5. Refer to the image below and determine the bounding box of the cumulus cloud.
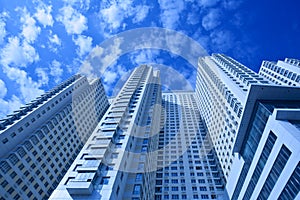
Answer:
[0,36,39,67]
[202,9,221,31]
[2,65,44,103]
[155,65,194,91]
[49,33,61,45]
[102,65,129,95]
[17,8,41,43]
[50,60,64,83]
[0,79,7,98]
[0,17,6,44]
[210,29,233,51]
[62,0,91,11]
[157,0,185,29]
[48,31,62,53]
[198,0,220,8]
[100,1,133,31]
[130,49,161,66]
[0,95,23,118]
[57,5,88,35]
[35,68,49,85]
[34,4,54,27]
[99,1,151,33]
[72,35,93,57]
[103,70,118,85]
[132,5,150,23]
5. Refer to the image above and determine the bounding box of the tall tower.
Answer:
[195,54,272,178]
[154,91,227,200]
[50,65,162,199]
[0,75,109,199]
[195,54,300,199]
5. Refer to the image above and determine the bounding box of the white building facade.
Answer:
[0,75,109,199]
[259,58,300,86]
[195,54,300,199]
[154,92,228,200]
[50,65,162,199]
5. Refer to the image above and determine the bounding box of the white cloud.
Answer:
[0,79,7,98]
[2,65,44,103]
[100,1,131,31]
[0,95,23,118]
[223,0,241,10]
[72,35,93,57]
[79,60,95,78]
[0,12,8,44]
[0,36,39,67]
[202,9,221,31]
[0,18,6,44]
[198,0,220,8]
[34,4,54,27]
[157,0,185,29]
[99,1,150,33]
[48,31,62,53]
[50,60,64,83]
[35,68,49,85]
[156,65,194,91]
[102,64,129,95]
[62,0,91,11]
[57,5,88,35]
[103,70,117,85]
[130,49,161,66]
[49,34,61,45]
[132,5,150,23]
[210,29,233,51]
[18,8,41,43]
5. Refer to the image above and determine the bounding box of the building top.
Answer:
[0,74,81,132]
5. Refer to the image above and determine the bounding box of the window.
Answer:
[133,184,141,195]
[279,162,300,200]
[135,173,143,181]
[100,177,110,185]
[257,145,291,199]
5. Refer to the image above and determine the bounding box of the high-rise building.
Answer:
[50,65,162,199]
[259,58,300,86]
[0,75,109,199]
[154,92,227,200]
[195,54,300,199]
[195,54,272,178]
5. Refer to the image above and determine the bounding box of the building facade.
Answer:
[50,65,162,199]
[195,54,300,199]
[51,66,229,200]
[0,75,109,199]
[195,54,272,178]
[259,58,300,86]
[154,92,227,200]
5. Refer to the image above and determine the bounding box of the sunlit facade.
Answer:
[195,54,300,199]
[0,75,109,199]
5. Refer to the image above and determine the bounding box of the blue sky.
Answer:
[0,0,299,118]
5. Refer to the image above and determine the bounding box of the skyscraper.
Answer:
[195,54,300,199]
[195,54,272,179]
[51,65,162,199]
[0,75,109,199]
[154,91,227,200]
